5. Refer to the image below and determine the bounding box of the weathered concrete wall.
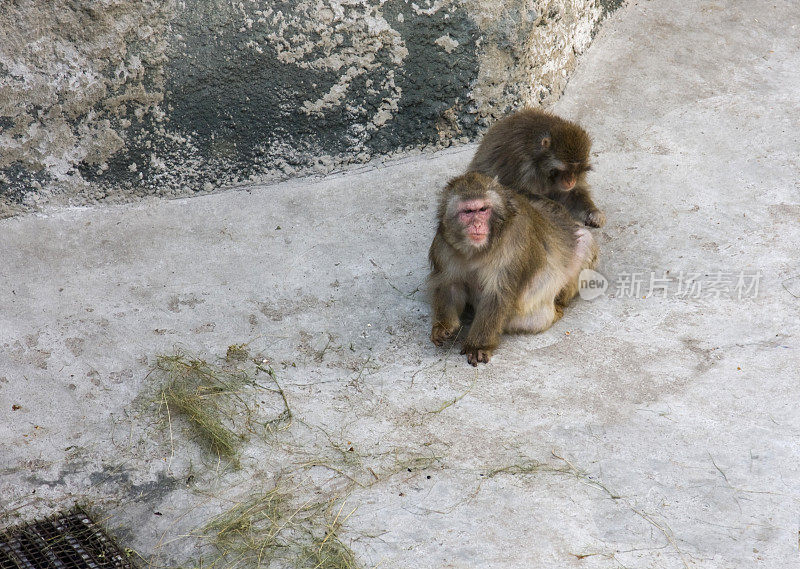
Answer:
[0,0,619,214]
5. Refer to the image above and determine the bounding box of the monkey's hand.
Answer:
[460,345,493,366]
[585,209,606,228]
[431,323,459,346]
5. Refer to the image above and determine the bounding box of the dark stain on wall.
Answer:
[368,1,481,153]
[70,2,480,198]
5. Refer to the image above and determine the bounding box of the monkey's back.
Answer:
[509,194,594,323]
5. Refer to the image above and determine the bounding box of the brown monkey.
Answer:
[468,108,605,227]
[428,172,598,366]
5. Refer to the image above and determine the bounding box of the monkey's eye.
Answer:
[479,206,489,212]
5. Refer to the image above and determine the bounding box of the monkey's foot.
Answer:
[585,209,606,228]
[461,346,492,366]
[431,324,458,346]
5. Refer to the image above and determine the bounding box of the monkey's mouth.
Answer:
[467,232,488,244]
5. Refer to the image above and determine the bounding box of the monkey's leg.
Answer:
[430,283,467,346]
[560,184,606,228]
[461,292,511,366]
[506,300,561,334]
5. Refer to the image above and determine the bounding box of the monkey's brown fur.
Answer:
[428,172,598,366]
[468,108,605,227]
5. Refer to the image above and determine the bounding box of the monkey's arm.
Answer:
[560,183,606,228]
[461,285,515,366]
[428,238,467,346]
[430,277,467,346]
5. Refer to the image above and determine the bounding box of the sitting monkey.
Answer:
[428,173,597,365]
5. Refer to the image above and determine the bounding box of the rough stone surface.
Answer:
[2,1,800,568]
[0,0,609,214]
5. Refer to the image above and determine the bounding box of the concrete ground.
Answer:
[2,1,799,568]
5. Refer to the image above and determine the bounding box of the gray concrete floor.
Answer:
[2,1,799,568]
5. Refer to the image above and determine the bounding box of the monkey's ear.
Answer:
[540,134,551,149]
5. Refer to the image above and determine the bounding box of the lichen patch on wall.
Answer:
[0,0,172,206]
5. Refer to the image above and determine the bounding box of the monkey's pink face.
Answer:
[457,199,492,246]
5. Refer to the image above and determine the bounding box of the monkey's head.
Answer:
[439,173,512,255]
[539,122,592,192]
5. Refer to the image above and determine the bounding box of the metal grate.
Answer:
[0,508,136,569]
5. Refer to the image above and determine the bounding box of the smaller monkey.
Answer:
[468,108,605,228]
[428,173,597,366]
